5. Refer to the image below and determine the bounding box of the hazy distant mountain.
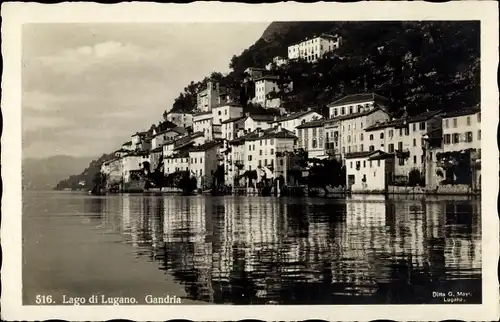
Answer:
[22,155,96,191]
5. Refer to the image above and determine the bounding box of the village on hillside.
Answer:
[98,32,481,196]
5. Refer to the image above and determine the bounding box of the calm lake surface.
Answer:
[23,191,482,305]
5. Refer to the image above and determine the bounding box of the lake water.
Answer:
[23,191,482,305]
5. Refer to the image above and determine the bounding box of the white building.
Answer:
[163,132,205,158]
[121,153,150,183]
[221,116,246,142]
[164,111,194,129]
[265,56,289,70]
[164,150,190,174]
[345,150,394,193]
[287,34,342,62]
[364,110,443,177]
[270,109,323,136]
[253,75,283,108]
[211,103,244,126]
[244,127,297,173]
[336,106,391,156]
[196,80,227,112]
[296,119,327,159]
[441,107,481,153]
[189,141,223,189]
[243,113,274,133]
[193,111,213,139]
[328,93,391,119]
[151,127,186,150]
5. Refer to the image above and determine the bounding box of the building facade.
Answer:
[287,34,342,62]
[165,111,194,128]
[441,107,481,153]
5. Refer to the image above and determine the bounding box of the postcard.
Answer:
[1,1,499,321]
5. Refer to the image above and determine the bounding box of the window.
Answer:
[350,161,353,169]
[360,133,364,141]
[363,161,366,168]
[399,128,403,136]
[361,122,364,129]
[347,135,351,143]
[248,155,252,161]
[341,107,345,115]
[342,147,346,154]
[466,131,473,142]
[225,109,228,115]
[466,116,471,126]
[413,138,417,147]
[413,155,417,164]
[453,133,460,144]
[388,144,394,153]
[404,127,409,136]
[380,133,384,139]
[349,107,353,114]
[260,140,263,146]
[334,108,338,116]
[412,123,417,132]
[370,160,373,168]
[218,110,222,115]
[377,160,381,167]
[259,150,263,156]
[259,160,262,167]
[453,118,457,128]
[399,158,405,166]
[389,130,393,138]
[270,149,274,155]
[445,119,449,128]
[369,145,374,152]
[348,125,351,131]
[200,157,203,163]
[398,142,403,150]
[420,122,426,130]
[369,134,374,140]
[478,130,481,140]
[478,112,481,123]
[280,159,284,166]
[360,144,364,151]
[444,134,451,144]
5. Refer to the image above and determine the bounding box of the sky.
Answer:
[22,23,269,159]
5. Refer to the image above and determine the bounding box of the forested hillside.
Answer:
[170,21,479,117]
[54,153,114,190]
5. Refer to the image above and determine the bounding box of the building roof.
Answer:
[296,119,326,129]
[220,116,246,124]
[150,147,163,153]
[272,110,318,123]
[190,140,222,152]
[131,131,147,138]
[166,149,190,159]
[441,106,480,118]
[122,141,132,146]
[213,102,243,109]
[247,114,275,122]
[344,150,393,160]
[364,110,442,132]
[193,111,213,117]
[327,93,390,108]
[253,75,281,82]
[246,128,297,142]
[152,126,187,138]
[332,107,389,122]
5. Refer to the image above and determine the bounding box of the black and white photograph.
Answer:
[2,2,499,321]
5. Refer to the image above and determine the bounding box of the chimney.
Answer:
[245,112,250,117]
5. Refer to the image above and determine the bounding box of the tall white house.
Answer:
[197,80,227,112]
[328,93,391,119]
[441,107,481,153]
[287,34,343,62]
[253,75,283,108]
[269,109,323,136]
[165,111,194,129]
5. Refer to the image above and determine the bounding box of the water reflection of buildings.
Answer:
[84,194,482,304]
